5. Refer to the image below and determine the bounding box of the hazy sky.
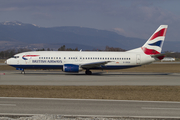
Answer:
[0,0,180,41]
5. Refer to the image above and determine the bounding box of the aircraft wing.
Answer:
[81,61,111,69]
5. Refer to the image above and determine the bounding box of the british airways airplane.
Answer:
[5,25,168,75]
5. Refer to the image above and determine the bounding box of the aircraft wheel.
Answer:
[21,71,25,74]
[85,70,92,75]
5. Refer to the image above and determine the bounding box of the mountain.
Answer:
[0,21,179,51]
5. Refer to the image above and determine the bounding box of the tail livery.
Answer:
[141,25,168,55]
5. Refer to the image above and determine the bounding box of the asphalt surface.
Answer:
[0,97,180,118]
[0,69,180,118]
[0,70,180,86]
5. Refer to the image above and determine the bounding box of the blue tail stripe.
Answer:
[148,40,162,47]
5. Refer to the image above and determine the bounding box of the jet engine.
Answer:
[63,64,82,72]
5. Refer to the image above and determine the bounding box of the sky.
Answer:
[0,0,180,41]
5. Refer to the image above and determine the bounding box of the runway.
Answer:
[0,97,180,118]
[1,70,180,118]
[0,70,180,86]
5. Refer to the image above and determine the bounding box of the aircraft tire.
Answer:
[21,71,25,74]
[85,70,92,75]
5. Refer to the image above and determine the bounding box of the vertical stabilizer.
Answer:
[141,25,168,55]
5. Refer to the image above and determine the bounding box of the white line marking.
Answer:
[142,107,180,110]
[0,97,180,104]
[0,104,16,106]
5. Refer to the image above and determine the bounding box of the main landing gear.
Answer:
[21,70,25,74]
[85,69,92,75]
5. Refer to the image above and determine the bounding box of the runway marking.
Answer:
[0,104,16,106]
[142,107,180,110]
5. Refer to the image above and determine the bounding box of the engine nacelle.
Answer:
[63,64,81,72]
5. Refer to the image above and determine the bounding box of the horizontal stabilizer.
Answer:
[151,52,174,60]
[151,52,174,58]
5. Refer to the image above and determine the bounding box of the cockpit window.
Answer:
[12,56,19,59]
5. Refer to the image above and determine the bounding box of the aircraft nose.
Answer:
[4,60,8,64]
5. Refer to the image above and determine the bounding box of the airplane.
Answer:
[5,25,168,75]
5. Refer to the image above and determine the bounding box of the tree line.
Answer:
[1,45,179,59]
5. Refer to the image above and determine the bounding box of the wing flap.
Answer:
[81,61,111,69]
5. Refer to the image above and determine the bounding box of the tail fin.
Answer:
[141,25,168,55]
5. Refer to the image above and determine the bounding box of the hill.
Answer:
[0,21,178,51]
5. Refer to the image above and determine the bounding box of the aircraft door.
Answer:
[136,54,141,65]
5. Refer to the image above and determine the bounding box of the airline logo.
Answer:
[142,26,167,55]
[148,40,162,47]
[22,55,39,60]
[149,28,167,41]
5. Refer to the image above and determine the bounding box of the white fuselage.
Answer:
[6,51,155,71]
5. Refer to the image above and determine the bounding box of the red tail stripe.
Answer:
[141,47,160,55]
[150,28,166,41]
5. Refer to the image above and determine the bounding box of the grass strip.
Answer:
[0,85,180,101]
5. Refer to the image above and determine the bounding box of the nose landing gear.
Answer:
[16,68,25,74]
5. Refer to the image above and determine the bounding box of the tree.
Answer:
[58,45,66,51]
[105,46,126,51]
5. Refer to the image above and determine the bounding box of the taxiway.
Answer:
[0,71,180,86]
[0,97,180,118]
